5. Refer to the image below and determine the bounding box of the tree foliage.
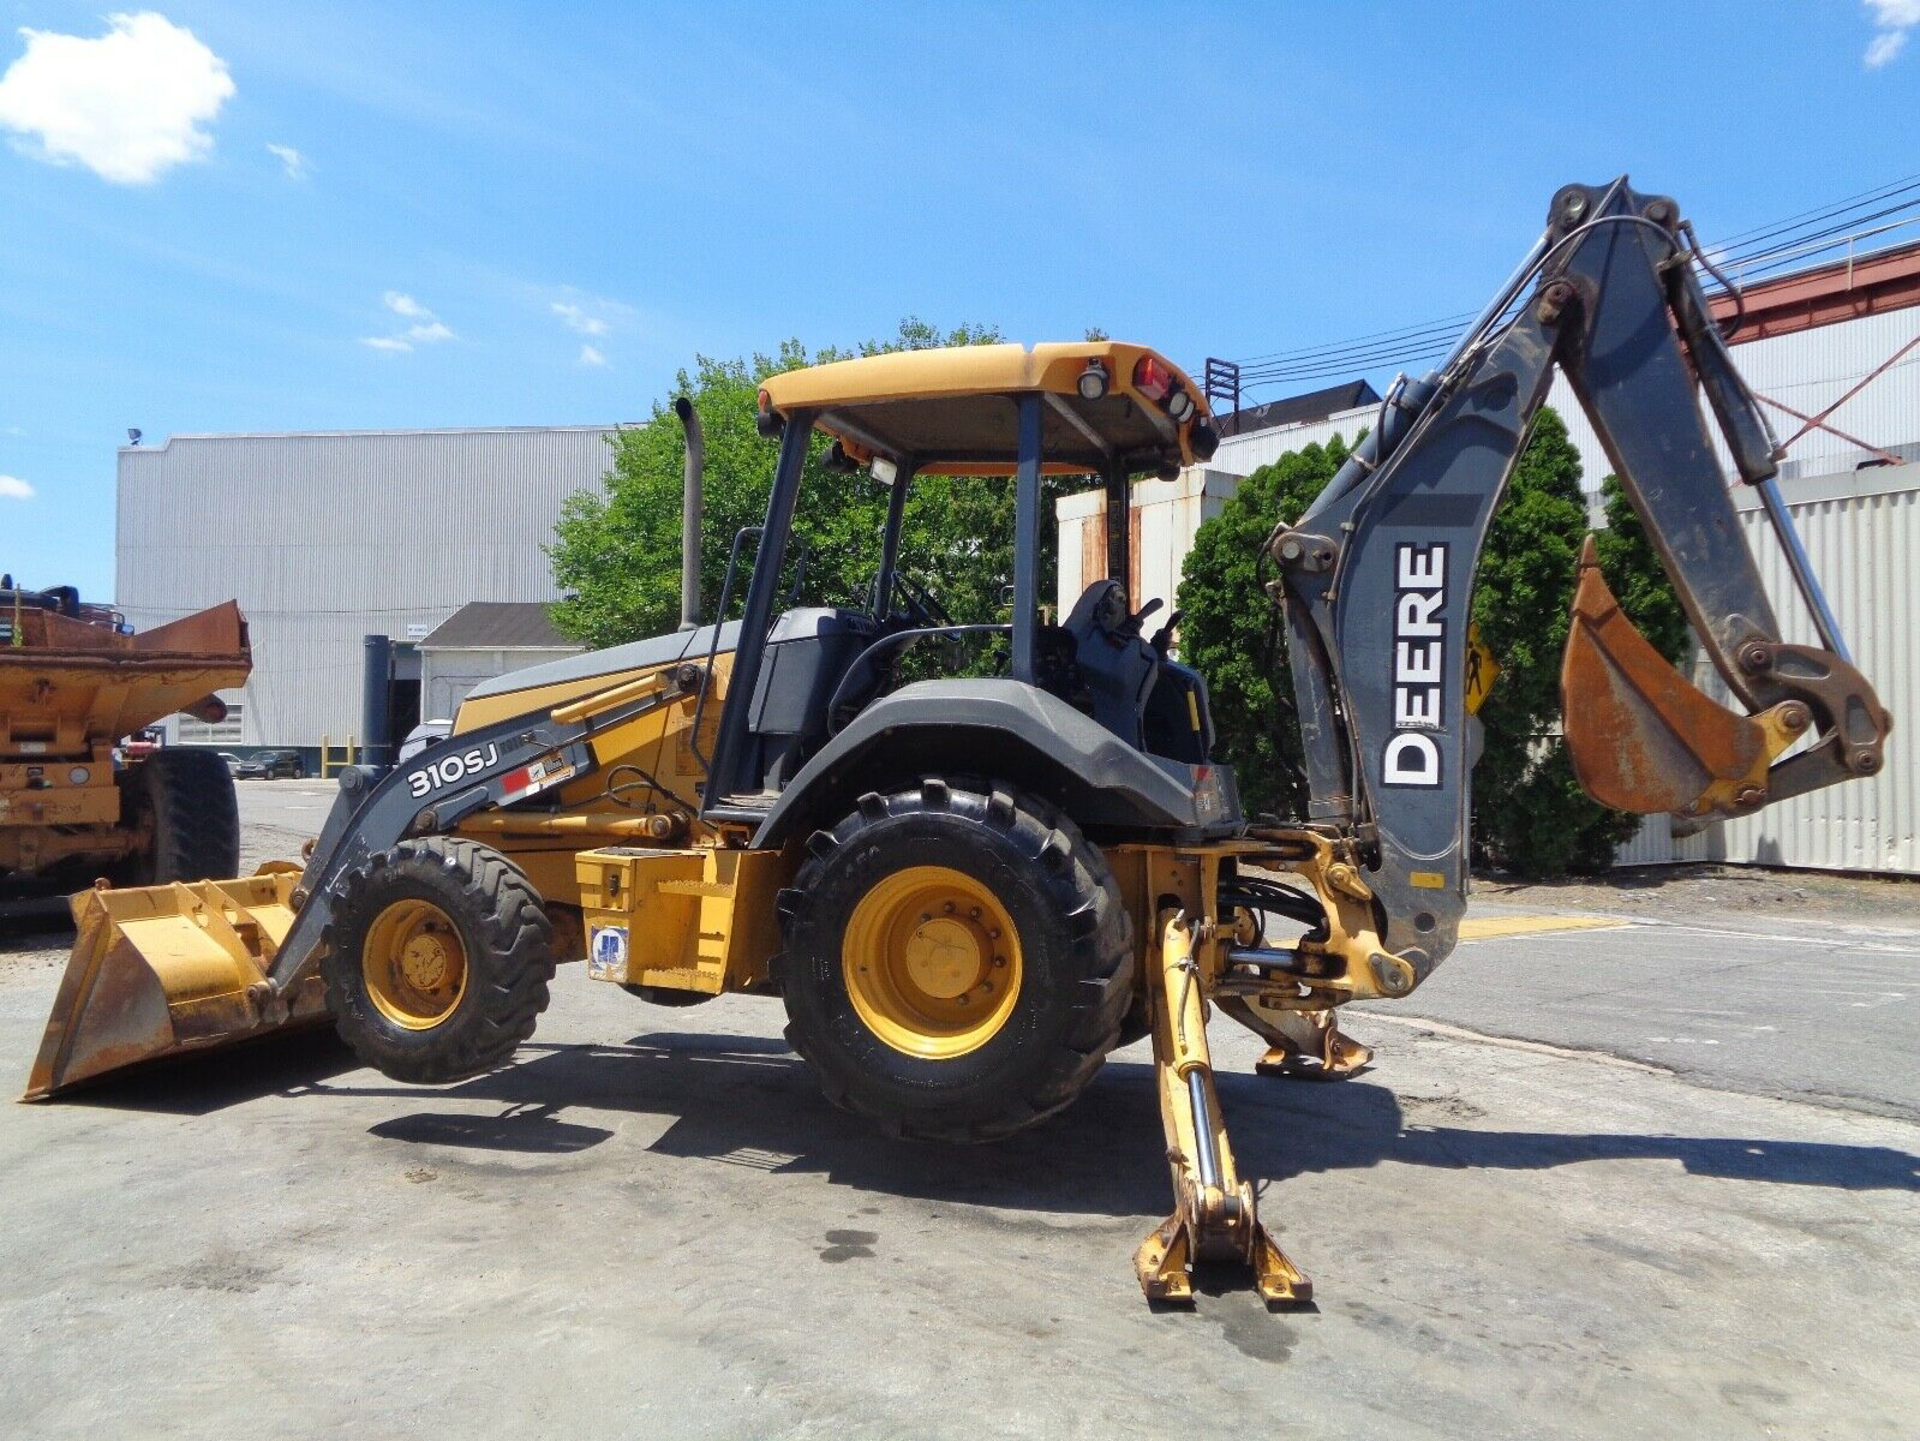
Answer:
[549,318,1067,651]
[1175,435,1352,821]
[1176,406,1689,878]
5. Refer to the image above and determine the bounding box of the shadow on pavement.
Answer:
[42,1025,360,1115]
[44,1026,1918,1205]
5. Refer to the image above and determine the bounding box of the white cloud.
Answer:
[1866,29,1908,65]
[578,344,607,367]
[361,293,455,353]
[1864,0,1920,65]
[552,301,611,337]
[0,475,34,500]
[266,142,305,179]
[0,12,234,185]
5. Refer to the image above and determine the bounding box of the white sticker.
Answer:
[588,924,629,981]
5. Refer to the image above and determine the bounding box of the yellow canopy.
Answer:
[758,341,1212,476]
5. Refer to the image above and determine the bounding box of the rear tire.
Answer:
[776,779,1133,1142]
[323,838,557,1084]
[116,748,240,885]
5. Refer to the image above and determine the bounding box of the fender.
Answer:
[751,678,1237,848]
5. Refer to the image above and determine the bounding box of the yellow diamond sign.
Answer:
[1464,622,1500,715]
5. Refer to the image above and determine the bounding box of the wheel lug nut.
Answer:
[943,902,956,914]
[969,907,981,919]
[993,955,1006,968]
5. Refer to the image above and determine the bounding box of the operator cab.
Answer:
[707,342,1226,823]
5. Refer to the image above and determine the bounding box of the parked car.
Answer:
[235,749,304,779]
[217,752,244,775]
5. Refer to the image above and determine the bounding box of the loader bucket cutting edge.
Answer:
[23,871,329,1101]
[1560,534,1767,818]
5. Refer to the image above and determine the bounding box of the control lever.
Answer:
[1150,608,1184,657]
[1119,596,1164,638]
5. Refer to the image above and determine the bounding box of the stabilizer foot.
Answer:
[1249,1218,1312,1305]
[1254,1019,1373,1080]
[1135,1212,1194,1304]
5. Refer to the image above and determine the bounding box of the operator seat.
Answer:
[1061,580,1161,749]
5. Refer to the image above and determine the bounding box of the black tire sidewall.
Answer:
[782,785,1128,1137]
[118,748,240,885]
[323,840,554,1082]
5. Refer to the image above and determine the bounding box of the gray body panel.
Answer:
[465,621,742,701]
[751,678,1238,847]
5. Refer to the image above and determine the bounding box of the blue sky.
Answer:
[3,1,1916,599]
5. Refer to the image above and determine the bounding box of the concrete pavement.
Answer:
[1367,900,1920,1120]
[1,793,1915,1438]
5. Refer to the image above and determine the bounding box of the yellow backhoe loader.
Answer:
[25,178,1890,1306]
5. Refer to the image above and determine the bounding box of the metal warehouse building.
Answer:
[1059,239,1920,874]
[116,425,616,761]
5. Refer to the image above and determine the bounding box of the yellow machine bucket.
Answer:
[23,869,328,1100]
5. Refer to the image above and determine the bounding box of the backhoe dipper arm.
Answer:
[1268,177,1890,990]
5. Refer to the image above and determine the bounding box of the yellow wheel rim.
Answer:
[842,865,1023,1059]
[362,898,469,1030]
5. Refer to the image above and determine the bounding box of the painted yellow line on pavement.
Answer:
[1457,914,1628,940]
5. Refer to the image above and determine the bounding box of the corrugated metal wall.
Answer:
[1616,463,1918,874]
[1551,307,1920,490]
[117,427,617,747]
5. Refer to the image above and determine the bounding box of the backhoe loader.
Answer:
[26,177,1890,1306]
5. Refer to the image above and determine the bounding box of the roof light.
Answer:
[755,388,783,437]
[1132,355,1173,402]
[871,456,899,486]
[1077,360,1109,401]
[1167,389,1196,423]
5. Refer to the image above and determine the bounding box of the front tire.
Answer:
[777,779,1133,1142]
[323,838,557,1084]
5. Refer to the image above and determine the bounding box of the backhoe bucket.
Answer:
[23,870,329,1100]
[1560,535,1773,820]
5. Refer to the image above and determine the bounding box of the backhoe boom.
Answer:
[1269,176,1890,987]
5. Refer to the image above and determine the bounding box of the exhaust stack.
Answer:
[674,396,704,631]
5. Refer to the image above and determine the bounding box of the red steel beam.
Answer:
[1709,239,1920,343]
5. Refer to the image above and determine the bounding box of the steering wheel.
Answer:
[892,572,954,630]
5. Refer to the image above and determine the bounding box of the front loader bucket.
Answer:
[23,870,330,1101]
[1560,535,1776,821]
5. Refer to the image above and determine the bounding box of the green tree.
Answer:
[549,319,1052,650]
[1176,406,1687,877]
[1175,436,1352,820]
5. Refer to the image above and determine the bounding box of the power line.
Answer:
[1707,171,1920,258]
[1225,172,1920,399]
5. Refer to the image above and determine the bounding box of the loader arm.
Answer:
[26,659,708,1098]
[242,663,707,1021]
[1268,177,1890,989]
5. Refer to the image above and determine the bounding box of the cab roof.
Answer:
[757,341,1212,476]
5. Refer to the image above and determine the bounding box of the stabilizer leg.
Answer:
[1134,909,1311,1307]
